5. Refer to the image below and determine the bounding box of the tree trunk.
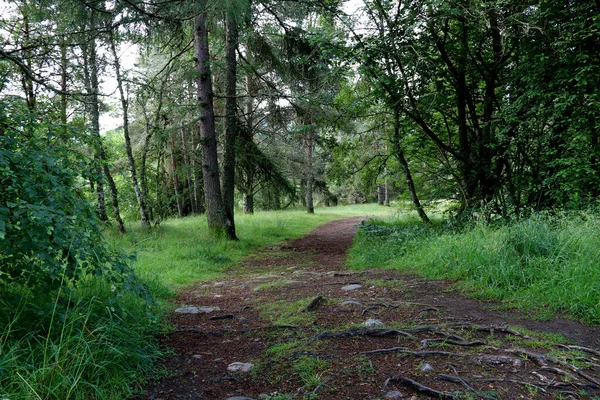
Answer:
[305,122,315,214]
[377,184,384,205]
[81,17,108,224]
[392,109,430,224]
[191,123,204,214]
[242,72,255,214]
[384,170,390,206]
[170,134,184,217]
[60,39,68,125]
[109,29,150,228]
[194,1,227,236]
[222,10,239,240]
[140,104,154,222]
[181,123,195,214]
[21,10,36,112]
[88,14,124,233]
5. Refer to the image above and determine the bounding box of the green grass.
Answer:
[349,211,600,325]
[0,280,164,400]
[106,204,392,289]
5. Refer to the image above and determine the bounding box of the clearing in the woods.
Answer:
[137,217,600,400]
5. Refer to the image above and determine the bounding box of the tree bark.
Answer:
[170,134,184,217]
[305,119,315,214]
[392,109,431,224]
[81,17,108,223]
[87,13,125,233]
[194,0,227,236]
[377,184,384,205]
[242,71,255,214]
[222,10,239,240]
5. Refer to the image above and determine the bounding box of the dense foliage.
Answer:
[0,98,148,300]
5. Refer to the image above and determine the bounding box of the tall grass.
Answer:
[106,204,392,289]
[0,280,164,399]
[349,212,600,324]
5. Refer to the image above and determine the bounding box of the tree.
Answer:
[194,0,227,237]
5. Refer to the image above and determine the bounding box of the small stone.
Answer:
[421,363,434,372]
[285,280,302,285]
[364,319,384,327]
[174,306,200,314]
[192,354,203,359]
[341,284,363,291]
[214,281,228,287]
[256,274,278,280]
[227,362,254,373]
[385,391,404,399]
[341,300,363,307]
[226,397,255,400]
[198,306,220,313]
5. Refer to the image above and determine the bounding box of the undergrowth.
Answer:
[0,279,165,399]
[349,211,600,325]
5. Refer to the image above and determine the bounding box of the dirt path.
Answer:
[138,217,600,400]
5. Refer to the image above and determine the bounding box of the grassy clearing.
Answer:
[349,211,600,325]
[106,204,392,290]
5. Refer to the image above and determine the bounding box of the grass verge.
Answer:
[0,280,164,399]
[348,211,600,325]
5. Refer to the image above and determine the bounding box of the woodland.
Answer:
[1,0,600,398]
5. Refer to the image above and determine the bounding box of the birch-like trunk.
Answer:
[109,30,150,227]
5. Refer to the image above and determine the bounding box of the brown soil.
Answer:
[136,217,600,400]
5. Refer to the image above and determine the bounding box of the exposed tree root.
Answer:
[306,328,418,345]
[361,347,469,357]
[301,295,324,312]
[557,344,600,357]
[421,338,487,348]
[436,374,496,400]
[388,376,460,400]
[476,377,547,393]
[505,348,600,387]
[169,325,298,336]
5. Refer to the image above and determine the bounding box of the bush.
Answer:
[0,98,162,399]
[0,98,149,301]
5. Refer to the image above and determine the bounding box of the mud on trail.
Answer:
[137,217,600,400]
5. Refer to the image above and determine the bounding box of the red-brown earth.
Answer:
[135,217,600,400]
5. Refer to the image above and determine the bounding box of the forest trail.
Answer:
[137,217,600,400]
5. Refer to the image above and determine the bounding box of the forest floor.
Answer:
[136,217,600,400]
